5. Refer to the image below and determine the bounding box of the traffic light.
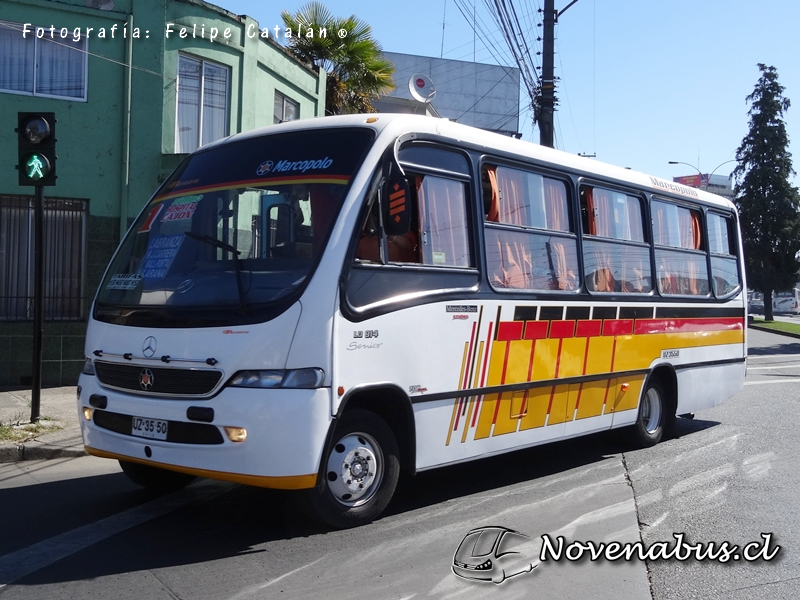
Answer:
[17,112,57,186]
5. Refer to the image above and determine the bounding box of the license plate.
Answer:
[131,416,168,440]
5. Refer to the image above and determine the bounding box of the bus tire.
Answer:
[119,460,196,492]
[628,378,666,448]
[301,410,400,529]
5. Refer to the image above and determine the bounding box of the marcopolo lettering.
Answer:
[649,177,699,198]
[273,157,333,173]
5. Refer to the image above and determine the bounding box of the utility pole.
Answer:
[539,0,556,148]
[539,0,580,148]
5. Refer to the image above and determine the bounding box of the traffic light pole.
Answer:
[30,186,44,423]
[16,112,56,423]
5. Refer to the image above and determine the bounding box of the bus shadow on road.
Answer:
[384,417,720,519]
[7,418,722,588]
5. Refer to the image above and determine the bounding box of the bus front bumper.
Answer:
[77,375,332,490]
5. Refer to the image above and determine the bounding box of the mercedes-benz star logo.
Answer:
[142,336,157,358]
[139,369,155,391]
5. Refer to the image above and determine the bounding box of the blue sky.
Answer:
[221,0,800,187]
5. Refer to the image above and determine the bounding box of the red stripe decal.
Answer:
[497,321,524,341]
[603,319,634,336]
[549,320,576,339]
[634,317,744,335]
[472,322,495,428]
[524,321,549,340]
[576,319,603,338]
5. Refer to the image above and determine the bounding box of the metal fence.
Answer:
[0,194,87,321]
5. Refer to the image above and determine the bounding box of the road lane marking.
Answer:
[226,557,325,600]
[747,364,800,370]
[0,479,233,587]
[744,379,800,386]
[748,353,800,360]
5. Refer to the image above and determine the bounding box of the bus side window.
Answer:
[581,185,650,294]
[355,197,382,263]
[416,174,470,267]
[652,200,709,296]
[484,164,577,291]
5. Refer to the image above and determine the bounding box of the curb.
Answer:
[0,431,87,463]
[0,443,87,463]
[748,323,800,341]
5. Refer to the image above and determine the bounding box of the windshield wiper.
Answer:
[184,231,249,312]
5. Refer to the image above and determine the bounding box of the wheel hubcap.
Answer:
[642,388,662,434]
[325,432,383,507]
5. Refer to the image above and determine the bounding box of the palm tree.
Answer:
[281,2,395,115]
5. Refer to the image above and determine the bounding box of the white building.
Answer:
[375,52,521,136]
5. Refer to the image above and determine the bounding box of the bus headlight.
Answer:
[82,357,95,375]
[228,368,324,389]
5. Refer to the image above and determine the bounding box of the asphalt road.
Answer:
[0,328,797,599]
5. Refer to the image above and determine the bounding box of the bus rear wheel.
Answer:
[301,410,400,529]
[119,460,196,492]
[628,378,666,448]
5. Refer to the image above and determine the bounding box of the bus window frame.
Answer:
[479,159,581,295]
[578,179,654,298]
[705,208,743,300]
[341,142,481,320]
[650,196,712,299]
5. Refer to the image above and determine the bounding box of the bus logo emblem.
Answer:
[142,336,157,358]
[257,160,273,175]
[139,369,155,391]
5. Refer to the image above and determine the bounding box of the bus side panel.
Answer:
[675,363,745,415]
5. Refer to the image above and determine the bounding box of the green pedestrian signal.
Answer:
[25,153,51,181]
[17,113,57,186]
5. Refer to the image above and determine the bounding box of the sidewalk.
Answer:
[0,386,85,462]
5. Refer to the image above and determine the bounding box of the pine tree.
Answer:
[733,64,800,321]
[281,3,395,116]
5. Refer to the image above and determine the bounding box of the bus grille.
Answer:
[94,361,223,397]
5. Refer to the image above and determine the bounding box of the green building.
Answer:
[0,0,326,387]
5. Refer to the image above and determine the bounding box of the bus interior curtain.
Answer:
[543,178,574,290]
[492,168,532,288]
[680,209,703,294]
[587,187,615,292]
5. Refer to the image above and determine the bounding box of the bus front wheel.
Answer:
[629,379,666,448]
[301,410,400,529]
[119,460,196,492]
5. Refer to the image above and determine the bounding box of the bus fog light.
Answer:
[83,407,93,421]
[224,426,247,442]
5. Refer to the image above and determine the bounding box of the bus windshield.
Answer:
[95,127,374,327]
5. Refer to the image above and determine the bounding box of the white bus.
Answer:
[78,115,747,528]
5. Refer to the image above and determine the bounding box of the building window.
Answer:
[0,20,87,100]
[175,54,229,153]
[274,91,299,124]
[0,196,87,321]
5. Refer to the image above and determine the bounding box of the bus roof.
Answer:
[214,113,737,212]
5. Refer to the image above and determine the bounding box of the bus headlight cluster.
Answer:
[82,357,95,375]
[228,368,324,389]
